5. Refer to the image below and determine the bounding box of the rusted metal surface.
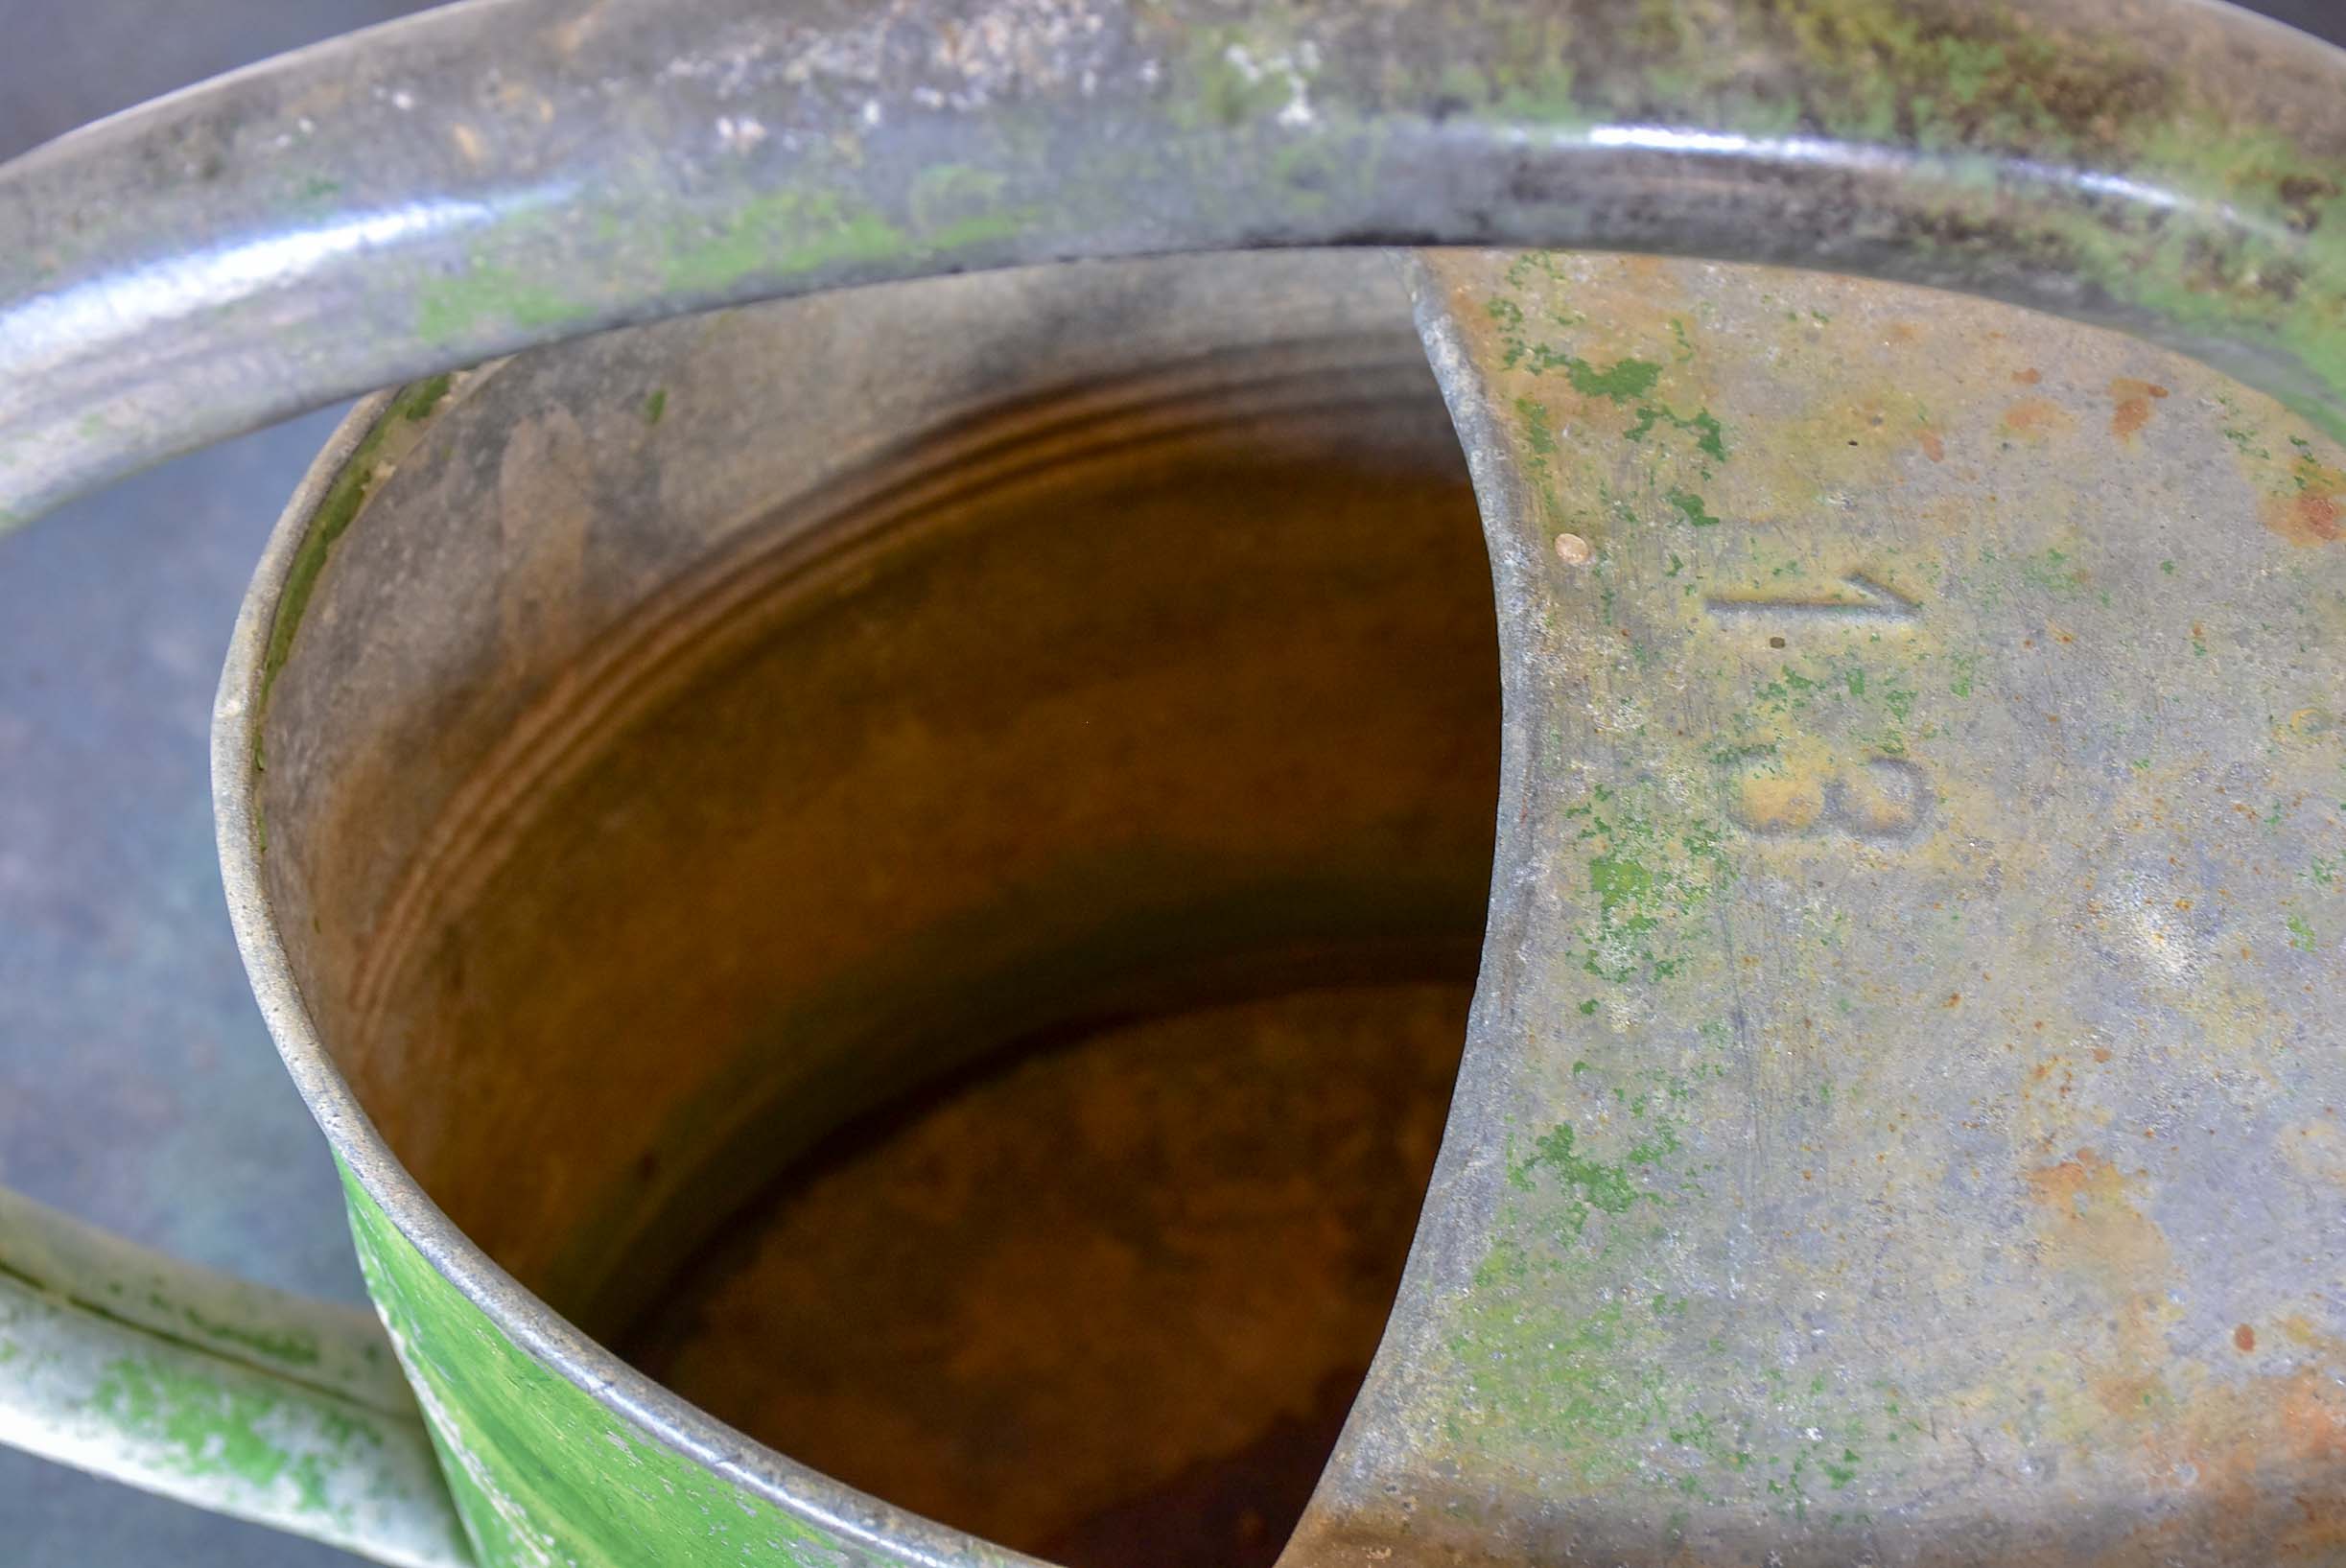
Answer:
[217,252,1498,1567]
[3,0,2345,527]
[1285,248,2346,1565]
[628,983,1474,1568]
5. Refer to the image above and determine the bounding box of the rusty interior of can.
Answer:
[249,255,1498,1566]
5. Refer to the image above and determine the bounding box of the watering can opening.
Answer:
[245,251,1502,1568]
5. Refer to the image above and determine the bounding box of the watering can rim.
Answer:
[210,379,1050,1568]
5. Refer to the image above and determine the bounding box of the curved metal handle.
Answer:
[0,1186,469,1565]
[1,0,2342,530]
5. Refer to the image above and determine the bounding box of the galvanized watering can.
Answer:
[4,0,2346,1564]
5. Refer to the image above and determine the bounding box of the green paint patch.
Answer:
[92,1356,293,1490]
[905,164,1035,248]
[1444,1047,1919,1518]
[1561,353,1663,404]
[662,189,908,297]
[1626,402,1729,463]
[1667,488,1723,527]
[1510,1122,1641,1238]
[1564,783,1734,984]
[416,264,593,346]
[2016,546,2090,599]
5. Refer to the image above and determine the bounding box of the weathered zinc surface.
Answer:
[1290,250,2346,1566]
[3,0,2343,525]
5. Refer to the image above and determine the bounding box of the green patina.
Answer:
[293,1451,335,1515]
[1732,645,1928,759]
[416,264,595,346]
[341,1169,857,1566]
[412,176,970,351]
[1562,353,1663,404]
[1509,395,1574,532]
[257,373,453,718]
[91,1356,293,1490]
[1508,1121,1640,1238]
[905,164,1036,247]
[1627,402,1728,463]
[1565,784,1733,984]
[2015,545,2091,599]
[662,189,907,297]
[1444,1049,1917,1521]
[1667,488,1722,527]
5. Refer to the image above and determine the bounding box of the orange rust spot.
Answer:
[2094,1369,2163,1417]
[2026,1148,2170,1280]
[1944,992,1961,1007]
[2271,489,2343,546]
[2003,396,2069,434]
[2093,1046,2113,1064]
[2109,377,2170,441]
[1886,321,1922,343]
[2013,367,2043,385]
[2238,1323,2259,1353]
[1917,430,1944,462]
[2264,452,2346,546]
[2122,1366,2346,1561]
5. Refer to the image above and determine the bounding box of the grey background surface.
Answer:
[0,0,2340,1563]
[0,5,435,1564]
